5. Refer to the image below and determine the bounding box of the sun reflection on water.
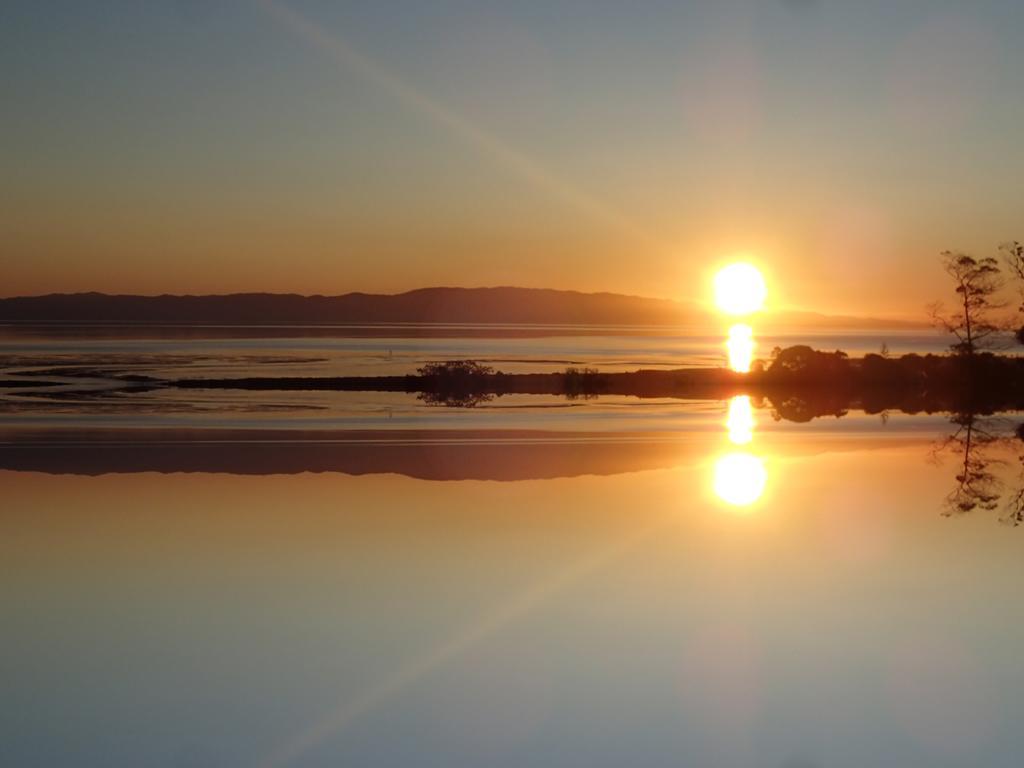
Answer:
[726,323,755,373]
[713,452,768,508]
[712,265,768,506]
[714,395,768,508]
[726,394,755,445]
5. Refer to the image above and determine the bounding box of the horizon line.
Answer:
[0,285,931,323]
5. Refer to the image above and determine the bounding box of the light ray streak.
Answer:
[255,514,669,768]
[258,0,665,255]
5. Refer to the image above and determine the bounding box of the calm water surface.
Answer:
[1,323,951,430]
[2,326,1022,767]
[1,323,947,377]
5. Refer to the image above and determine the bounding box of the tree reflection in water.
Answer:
[931,413,1024,525]
[417,390,495,408]
[720,397,1024,525]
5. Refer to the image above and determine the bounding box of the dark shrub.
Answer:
[767,346,852,380]
[417,360,494,378]
[563,366,602,399]
[416,360,496,408]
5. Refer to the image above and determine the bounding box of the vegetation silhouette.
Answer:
[173,346,1024,418]
[415,360,497,407]
[563,367,601,400]
[928,252,1005,355]
[69,238,1013,420]
[999,240,1024,344]
[417,391,495,407]
[927,411,1024,526]
[931,413,1005,516]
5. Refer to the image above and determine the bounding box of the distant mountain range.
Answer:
[0,287,927,329]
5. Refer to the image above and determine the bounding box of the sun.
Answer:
[713,452,767,507]
[714,262,767,316]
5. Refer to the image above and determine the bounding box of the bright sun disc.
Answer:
[713,452,767,507]
[714,263,767,316]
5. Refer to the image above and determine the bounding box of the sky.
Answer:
[2,0,1023,317]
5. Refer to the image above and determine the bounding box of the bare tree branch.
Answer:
[930,252,1008,355]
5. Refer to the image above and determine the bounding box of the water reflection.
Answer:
[726,394,755,445]
[8,440,1024,768]
[713,452,768,507]
[726,323,756,373]
[931,413,1024,525]
[715,395,768,507]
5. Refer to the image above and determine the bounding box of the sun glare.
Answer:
[714,263,767,316]
[726,395,755,445]
[726,323,755,373]
[713,452,768,507]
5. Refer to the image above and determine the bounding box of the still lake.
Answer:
[3,325,1023,768]
[1,323,947,377]
[1,323,949,431]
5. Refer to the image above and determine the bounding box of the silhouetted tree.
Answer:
[563,367,602,400]
[998,241,1024,344]
[416,360,496,408]
[927,412,1024,526]
[768,393,848,423]
[1002,483,1024,526]
[766,345,850,378]
[933,413,1004,516]
[1002,422,1024,526]
[417,360,495,379]
[417,390,495,408]
[928,252,1005,355]
[1000,240,1024,286]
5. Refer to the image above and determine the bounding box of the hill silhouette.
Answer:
[0,288,923,328]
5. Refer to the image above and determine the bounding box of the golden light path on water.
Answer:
[713,262,768,506]
[714,262,765,373]
[714,453,768,507]
[725,394,755,445]
[714,395,768,508]
[726,323,756,373]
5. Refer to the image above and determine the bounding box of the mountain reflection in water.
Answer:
[4,400,1024,527]
[5,414,1024,768]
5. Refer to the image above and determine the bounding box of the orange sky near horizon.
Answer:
[3,1,1023,319]
[3,217,1011,320]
